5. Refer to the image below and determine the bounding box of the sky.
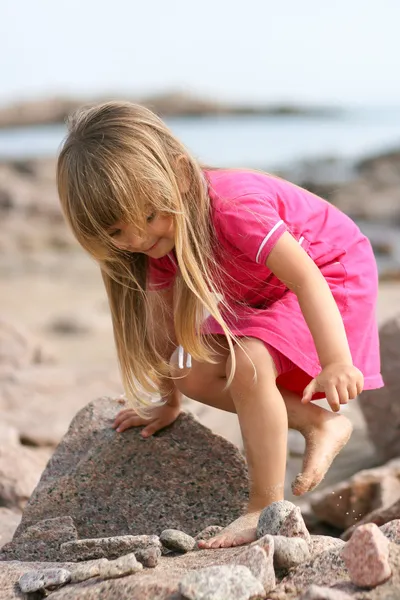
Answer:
[1,0,400,107]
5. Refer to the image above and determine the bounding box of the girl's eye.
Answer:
[109,229,121,238]
[146,212,156,223]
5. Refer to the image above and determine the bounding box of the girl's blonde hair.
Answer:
[57,100,240,414]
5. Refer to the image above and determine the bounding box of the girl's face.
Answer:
[107,212,175,258]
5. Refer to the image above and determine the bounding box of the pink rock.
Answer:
[278,506,311,546]
[232,543,275,593]
[341,523,392,588]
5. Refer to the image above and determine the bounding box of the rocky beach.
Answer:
[1,98,400,598]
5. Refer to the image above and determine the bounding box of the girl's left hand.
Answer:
[301,363,364,412]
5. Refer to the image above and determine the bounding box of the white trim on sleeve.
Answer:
[255,220,285,263]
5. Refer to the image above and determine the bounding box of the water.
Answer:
[0,108,400,171]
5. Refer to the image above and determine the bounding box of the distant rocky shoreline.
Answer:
[0,92,339,129]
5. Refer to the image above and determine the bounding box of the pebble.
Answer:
[278,506,311,545]
[69,558,109,583]
[19,568,71,593]
[98,552,143,579]
[380,519,400,544]
[341,523,392,588]
[256,501,296,538]
[160,529,196,553]
[60,534,160,561]
[135,545,161,567]
[273,535,310,570]
[179,565,265,600]
[231,543,275,593]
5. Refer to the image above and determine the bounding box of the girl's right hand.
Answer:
[112,402,181,438]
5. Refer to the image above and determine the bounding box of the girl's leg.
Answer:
[171,336,352,548]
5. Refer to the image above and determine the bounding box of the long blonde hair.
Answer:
[57,101,240,414]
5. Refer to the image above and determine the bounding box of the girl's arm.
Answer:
[266,232,364,411]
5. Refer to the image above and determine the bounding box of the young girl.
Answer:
[57,101,383,549]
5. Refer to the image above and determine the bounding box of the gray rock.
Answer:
[179,565,264,600]
[194,525,223,542]
[256,500,296,538]
[310,536,345,560]
[69,558,109,583]
[231,544,275,593]
[98,553,142,579]
[380,519,400,544]
[300,584,352,599]
[359,315,400,461]
[278,506,311,545]
[9,399,248,558]
[160,529,196,553]
[60,534,160,561]
[134,546,161,567]
[273,535,310,570]
[19,567,71,593]
[18,516,77,544]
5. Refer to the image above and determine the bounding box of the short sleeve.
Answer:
[147,253,178,291]
[214,194,288,265]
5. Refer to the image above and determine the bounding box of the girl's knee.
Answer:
[226,338,277,388]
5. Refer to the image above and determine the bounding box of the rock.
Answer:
[194,525,223,542]
[231,544,275,593]
[9,399,247,558]
[19,567,71,592]
[0,508,21,548]
[18,516,77,544]
[272,535,310,571]
[310,458,400,530]
[359,315,400,461]
[60,535,160,562]
[160,529,196,553]
[0,364,122,447]
[342,496,400,541]
[256,501,296,538]
[0,318,53,369]
[309,536,345,559]
[179,565,265,600]
[380,519,400,544]
[0,441,51,510]
[278,506,311,545]
[70,558,109,582]
[98,553,142,579]
[341,523,392,588]
[134,546,161,568]
[300,584,352,599]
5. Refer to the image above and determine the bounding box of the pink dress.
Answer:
[148,169,383,397]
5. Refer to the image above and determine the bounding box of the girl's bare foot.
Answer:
[197,512,260,549]
[292,413,353,495]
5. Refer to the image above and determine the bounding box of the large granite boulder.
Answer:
[359,314,400,461]
[7,397,248,554]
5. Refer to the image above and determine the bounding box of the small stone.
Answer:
[69,558,109,583]
[19,516,78,544]
[160,529,196,553]
[195,525,223,542]
[341,523,392,588]
[179,565,265,600]
[231,544,275,593]
[19,568,71,593]
[250,533,274,554]
[98,552,143,579]
[256,501,296,538]
[273,535,310,570]
[300,584,353,599]
[278,506,311,545]
[135,545,161,567]
[60,534,160,561]
[380,519,400,544]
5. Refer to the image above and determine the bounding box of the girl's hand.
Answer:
[301,363,364,412]
[112,402,181,437]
